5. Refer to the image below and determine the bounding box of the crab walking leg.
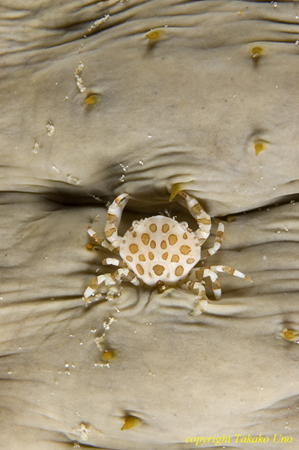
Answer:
[190,282,209,315]
[194,267,222,299]
[194,265,252,300]
[105,193,130,248]
[102,258,126,268]
[83,267,141,305]
[177,191,211,245]
[87,226,118,253]
[200,220,225,260]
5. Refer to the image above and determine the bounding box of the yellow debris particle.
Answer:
[169,183,185,202]
[121,415,141,430]
[146,29,164,40]
[255,141,267,156]
[84,94,101,105]
[86,243,93,250]
[282,328,299,341]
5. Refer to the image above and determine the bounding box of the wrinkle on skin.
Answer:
[0,1,299,214]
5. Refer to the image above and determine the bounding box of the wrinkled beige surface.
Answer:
[1,0,299,449]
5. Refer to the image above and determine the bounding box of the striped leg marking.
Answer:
[102,258,126,267]
[201,220,224,260]
[87,226,118,253]
[83,267,141,306]
[105,193,129,248]
[194,265,252,300]
[178,191,211,245]
[194,267,222,299]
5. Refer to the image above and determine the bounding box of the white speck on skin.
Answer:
[32,142,40,153]
[87,14,110,32]
[75,62,86,93]
[67,174,81,185]
[46,122,55,136]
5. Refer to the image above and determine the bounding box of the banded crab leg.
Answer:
[83,266,141,306]
[200,220,225,260]
[193,265,252,300]
[177,191,224,259]
[105,193,130,249]
[177,191,211,246]
[87,226,118,253]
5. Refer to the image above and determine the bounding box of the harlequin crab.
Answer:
[83,192,251,314]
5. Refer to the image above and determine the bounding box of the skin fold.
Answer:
[1,1,299,449]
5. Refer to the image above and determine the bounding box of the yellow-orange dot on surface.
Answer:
[162,252,168,260]
[129,244,139,254]
[84,93,100,105]
[161,240,167,249]
[255,141,267,156]
[180,245,191,255]
[187,258,195,264]
[171,254,180,262]
[153,265,165,276]
[102,349,115,361]
[146,29,164,40]
[126,255,133,262]
[141,233,150,245]
[168,234,178,245]
[148,252,154,260]
[162,224,170,233]
[138,254,146,261]
[149,223,157,232]
[136,264,144,276]
[121,415,141,430]
[150,240,156,249]
[175,266,184,276]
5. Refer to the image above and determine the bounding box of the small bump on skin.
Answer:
[162,252,168,260]
[168,234,178,245]
[148,252,154,260]
[153,265,165,276]
[139,254,146,261]
[132,231,137,238]
[136,264,144,276]
[161,240,167,249]
[150,240,156,249]
[187,258,195,264]
[183,233,188,239]
[146,29,164,40]
[149,223,157,232]
[84,93,101,105]
[126,255,133,262]
[162,224,170,233]
[180,245,191,255]
[129,244,139,254]
[175,266,184,276]
[121,415,141,431]
[171,254,180,262]
[141,233,150,245]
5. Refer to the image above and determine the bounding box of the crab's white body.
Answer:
[120,216,201,286]
[83,191,251,315]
